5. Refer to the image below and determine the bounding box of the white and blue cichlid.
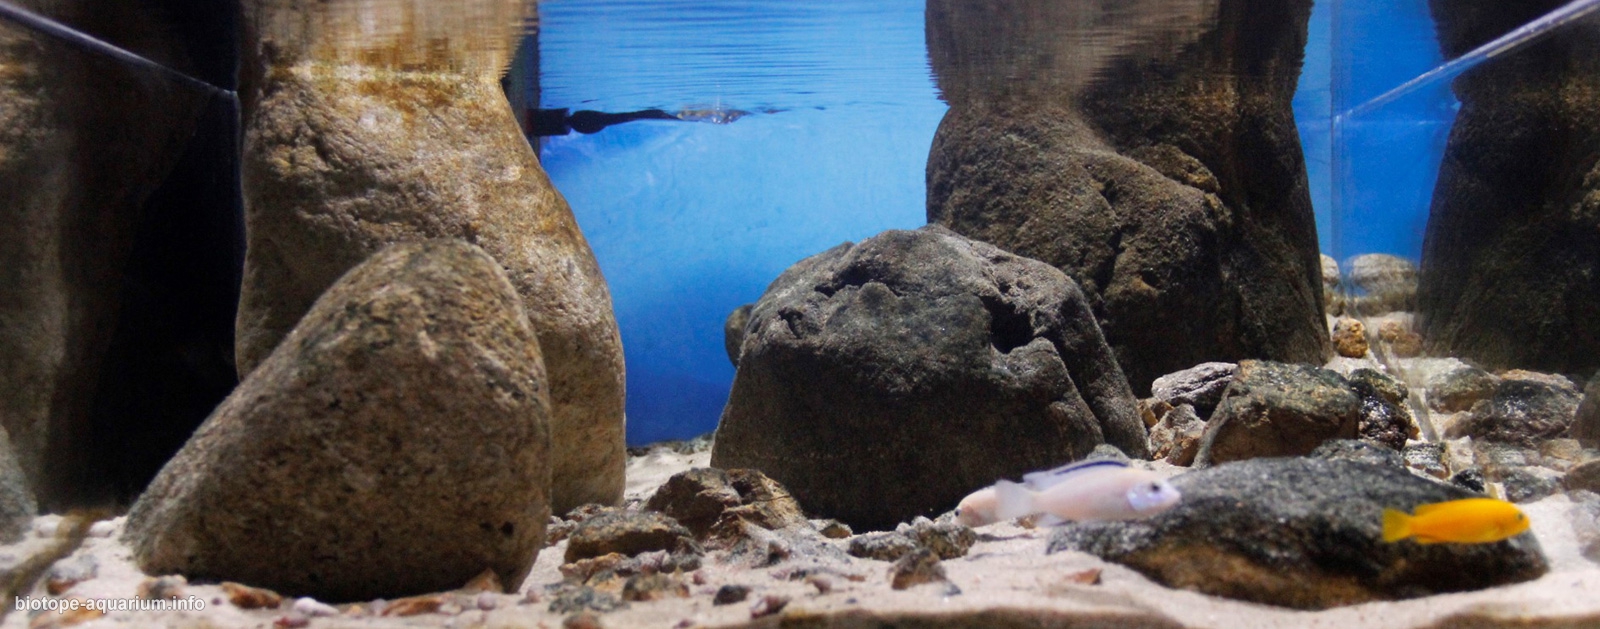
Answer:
[954,459,1182,527]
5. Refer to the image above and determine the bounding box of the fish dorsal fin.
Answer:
[1021,459,1130,489]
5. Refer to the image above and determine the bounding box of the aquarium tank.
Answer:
[1,0,1598,626]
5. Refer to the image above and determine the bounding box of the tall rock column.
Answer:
[1417,1,1600,375]
[236,0,625,512]
[925,0,1329,394]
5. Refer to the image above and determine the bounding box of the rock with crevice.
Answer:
[712,226,1144,530]
[1348,369,1417,451]
[1150,363,1237,420]
[1049,457,1548,610]
[123,240,552,602]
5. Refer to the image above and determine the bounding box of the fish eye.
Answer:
[1517,513,1525,521]
[1149,482,1161,492]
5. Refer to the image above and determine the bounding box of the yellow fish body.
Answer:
[1381,498,1529,544]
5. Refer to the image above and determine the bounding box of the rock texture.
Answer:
[124,241,552,602]
[1344,253,1417,315]
[925,0,1329,395]
[643,468,808,538]
[712,226,1144,530]
[1417,0,1600,374]
[0,427,35,543]
[1150,363,1238,419]
[235,0,624,513]
[1049,457,1549,609]
[1149,404,1204,466]
[724,304,752,366]
[1347,369,1416,451]
[1193,361,1361,466]
[1575,373,1600,448]
[1446,370,1581,447]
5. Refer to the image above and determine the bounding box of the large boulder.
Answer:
[124,241,552,602]
[1049,457,1549,609]
[1417,0,1600,374]
[1193,361,1361,466]
[925,0,1329,395]
[712,226,1144,531]
[235,0,623,513]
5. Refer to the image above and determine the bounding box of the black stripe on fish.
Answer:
[1021,459,1130,489]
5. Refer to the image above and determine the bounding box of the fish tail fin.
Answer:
[1382,508,1412,542]
[993,480,1036,521]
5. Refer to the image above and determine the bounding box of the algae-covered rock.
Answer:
[713,226,1143,530]
[1193,361,1361,466]
[124,241,551,601]
[1049,457,1549,609]
[236,0,623,514]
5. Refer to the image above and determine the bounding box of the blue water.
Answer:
[534,0,1573,444]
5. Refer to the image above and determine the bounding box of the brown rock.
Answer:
[724,304,753,366]
[1149,404,1205,466]
[620,574,689,602]
[1565,460,1600,494]
[889,547,947,590]
[1193,361,1361,466]
[644,468,807,538]
[124,241,551,602]
[1331,318,1369,358]
[382,594,445,617]
[564,511,699,564]
[236,0,623,514]
[222,582,284,609]
[1377,320,1423,358]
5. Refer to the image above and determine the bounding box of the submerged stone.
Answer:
[712,226,1143,530]
[124,241,551,601]
[1048,457,1548,610]
[1193,361,1361,466]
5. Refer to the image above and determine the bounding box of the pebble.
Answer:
[45,555,97,596]
[85,521,116,538]
[889,547,947,590]
[713,584,751,605]
[563,611,604,629]
[137,575,187,600]
[1402,442,1449,479]
[292,597,340,617]
[1331,318,1369,358]
[620,574,689,602]
[1562,460,1600,494]
[221,582,283,609]
[749,594,789,618]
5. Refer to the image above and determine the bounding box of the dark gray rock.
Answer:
[1498,467,1563,504]
[712,584,750,605]
[848,517,975,562]
[547,586,625,614]
[1193,361,1361,466]
[847,532,921,562]
[1402,442,1449,479]
[1048,457,1548,609]
[1450,468,1488,494]
[1417,0,1600,375]
[1149,404,1204,467]
[1565,459,1600,494]
[1427,365,1498,413]
[1348,369,1416,451]
[725,304,753,366]
[1446,371,1581,447]
[564,511,700,564]
[925,0,1329,397]
[1310,439,1405,470]
[123,241,552,602]
[1150,363,1238,419]
[711,226,1144,530]
[1574,373,1600,448]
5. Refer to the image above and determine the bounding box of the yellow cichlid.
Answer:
[1381,498,1530,544]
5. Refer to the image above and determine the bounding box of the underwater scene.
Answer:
[1,0,1599,627]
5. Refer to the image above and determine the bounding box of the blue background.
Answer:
[533,0,1465,444]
